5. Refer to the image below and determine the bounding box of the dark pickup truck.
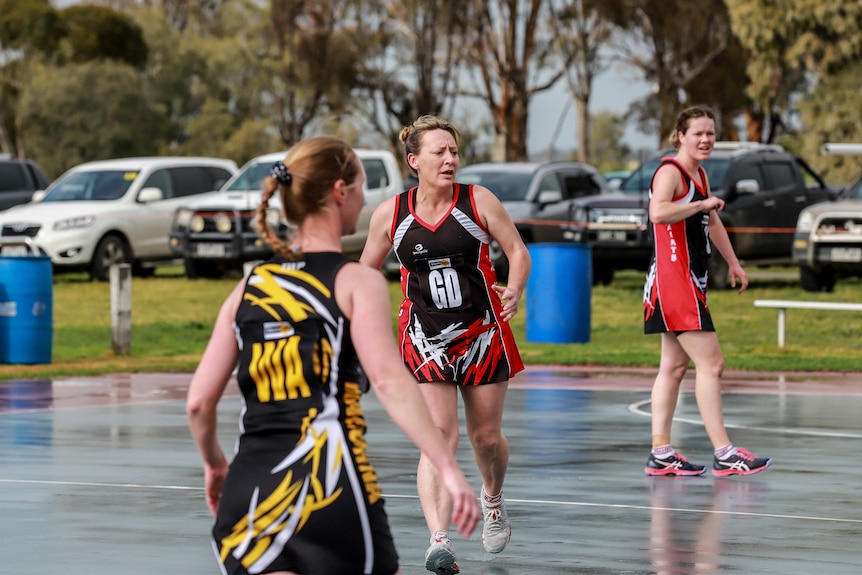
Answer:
[565,143,837,288]
[0,155,51,211]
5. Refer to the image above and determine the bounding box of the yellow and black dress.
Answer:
[212,253,398,575]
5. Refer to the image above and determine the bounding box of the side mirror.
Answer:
[735,179,760,195]
[32,190,47,202]
[138,187,164,203]
[536,189,563,205]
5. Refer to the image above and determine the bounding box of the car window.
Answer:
[225,161,272,192]
[457,171,533,201]
[847,174,862,200]
[205,167,233,191]
[561,172,601,199]
[619,159,662,194]
[763,162,796,189]
[141,169,173,199]
[0,164,25,192]
[167,167,216,198]
[731,162,765,192]
[43,170,136,202]
[363,158,389,191]
[701,158,731,187]
[537,173,562,195]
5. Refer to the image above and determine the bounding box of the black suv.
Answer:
[565,143,836,287]
[456,161,612,280]
[0,154,51,211]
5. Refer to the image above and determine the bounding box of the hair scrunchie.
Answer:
[270,161,292,186]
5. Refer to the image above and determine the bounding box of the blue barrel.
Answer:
[525,243,591,343]
[0,255,53,364]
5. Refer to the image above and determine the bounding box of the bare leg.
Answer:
[461,382,509,496]
[416,382,460,535]
[651,333,690,447]
[676,331,731,449]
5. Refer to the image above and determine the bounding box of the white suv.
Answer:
[0,156,237,280]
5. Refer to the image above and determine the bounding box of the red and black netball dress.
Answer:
[644,158,715,333]
[212,253,399,575]
[389,183,523,385]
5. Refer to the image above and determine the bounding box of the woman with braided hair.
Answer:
[187,135,479,575]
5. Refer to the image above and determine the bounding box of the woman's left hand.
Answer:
[493,284,521,322]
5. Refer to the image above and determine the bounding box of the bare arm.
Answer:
[473,185,531,322]
[336,263,480,538]
[186,281,243,516]
[359,196,397,270]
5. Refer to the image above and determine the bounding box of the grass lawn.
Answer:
[1,264,860,381]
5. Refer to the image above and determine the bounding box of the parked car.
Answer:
[602,170,631,190]
[455,161,612,280]
[0,154,51,211]
[792,142,862,291]
[566,142,837,287]
[168,148,404,278]
[0,156,237,280]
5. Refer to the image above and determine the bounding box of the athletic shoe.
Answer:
[424,533,459,575]
[480,487,512,553]
[645,452,707,476]
[712,447,772,477]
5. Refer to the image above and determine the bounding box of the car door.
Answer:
[131,166,231,258]
[761,158,809,257]
[529,171,568,242]
[721,159,775,259]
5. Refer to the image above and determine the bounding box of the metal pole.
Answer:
[111,264,132,355]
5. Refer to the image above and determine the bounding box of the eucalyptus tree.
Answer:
[463,0,562,161]
[596,0,732,147]
[547,0,612,163]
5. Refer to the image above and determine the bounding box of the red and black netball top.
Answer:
[390,183,523,385]
[644,158,715,333]
[214,253,399,575]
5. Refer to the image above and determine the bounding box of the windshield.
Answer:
[847,173,862,200]
[225,161,271,192]
[457,171,534,201]
[619,157,732,195]
[42,170,137,202]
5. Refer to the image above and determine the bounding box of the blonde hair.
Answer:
[399,114,462,163]
[668,105,717,149]
[255,136,361,258]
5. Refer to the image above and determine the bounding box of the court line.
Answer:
[2,478,859,526]
[627,398,862,439]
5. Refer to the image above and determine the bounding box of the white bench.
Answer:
[753,299,862,347]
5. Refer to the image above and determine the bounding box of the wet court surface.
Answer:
[1,367,860,574]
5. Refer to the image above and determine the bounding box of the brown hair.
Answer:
[255,136,361,258]
[668,105,717,149]
[399,114,462,164]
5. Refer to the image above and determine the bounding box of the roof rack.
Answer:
[712,141,785,152]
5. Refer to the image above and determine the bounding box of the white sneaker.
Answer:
[481,487,512,553]
[424,532,459,575]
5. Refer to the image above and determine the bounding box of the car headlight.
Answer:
[265,208,281,229]
[175,208,194,230]
[796,211,815,232]
[214,213,232,233]
[53,215,95,231]
[190,215,205,233]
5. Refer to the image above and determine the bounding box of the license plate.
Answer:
[597,230,627,242]
[830,247,862,262]
[0,245,29,256]
[195,243,226,257]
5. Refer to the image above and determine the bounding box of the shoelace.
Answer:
[735,448,756,461]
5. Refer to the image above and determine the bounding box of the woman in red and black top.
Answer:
[643,105,771,479]
[362,115,530,575]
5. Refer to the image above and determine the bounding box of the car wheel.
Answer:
[184,258,221,279]
[592,264,614,286]
[799,265,836,292]
[90,234,132,282]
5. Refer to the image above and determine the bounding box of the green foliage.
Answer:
[587,111,631,171]
[19,60,161,177]
[0,0,64,55]
[59,5,148,69]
